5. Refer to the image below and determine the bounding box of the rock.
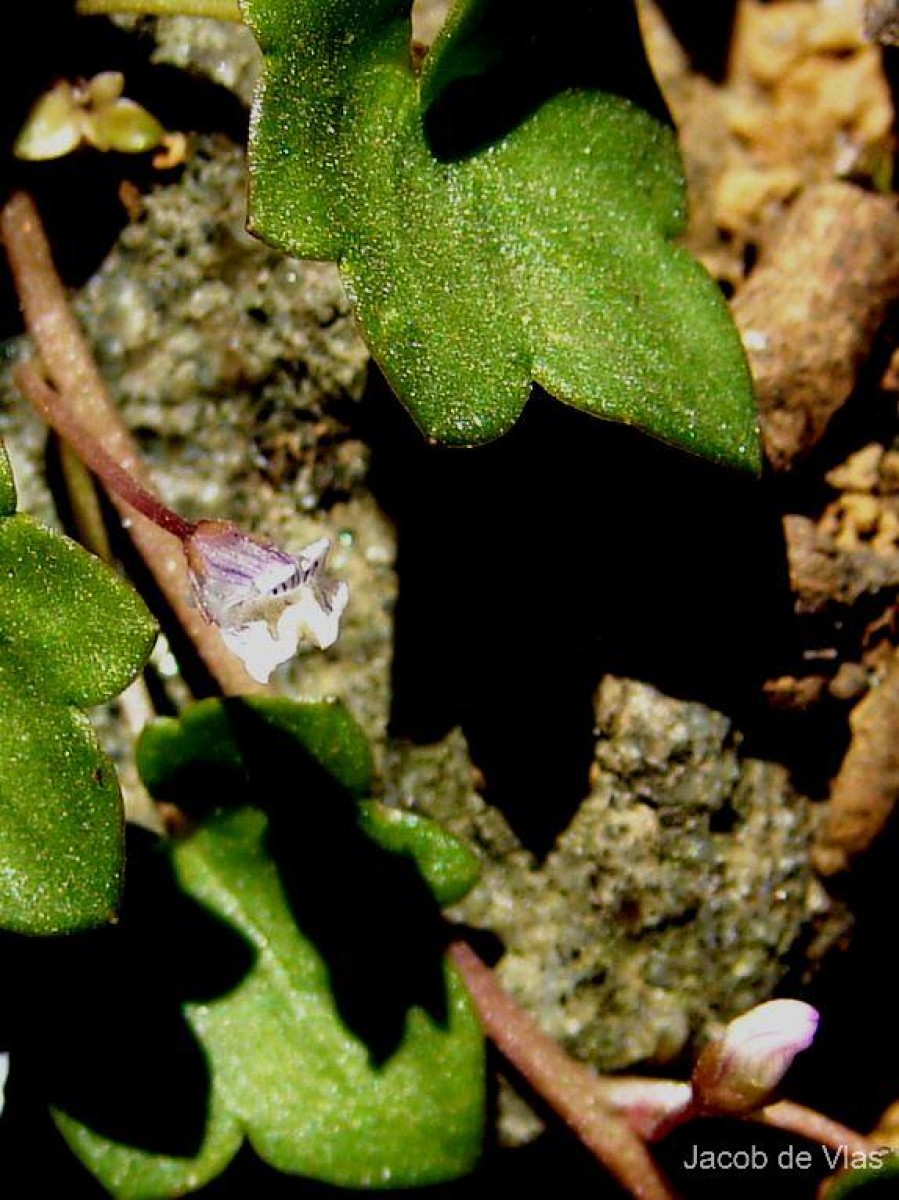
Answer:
[388,679,824,1084]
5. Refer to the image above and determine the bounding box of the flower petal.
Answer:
[220,621,295,684]
[185,520,300,625]
[185,524,349,680]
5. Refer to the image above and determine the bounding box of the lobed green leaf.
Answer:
[58,697,484,1193]
[360,801,480,906]
[242,0,759,468]
[137,694,374,801]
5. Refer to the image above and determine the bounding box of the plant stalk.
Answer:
[757,1101,878,1157]
[55,432,165,831]
[1,190,264,696]
[450,940,880,1198]
[57,438,115,562]
[17,365,195,541]
[449,941,679,1200]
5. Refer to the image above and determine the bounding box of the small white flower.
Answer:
[184,520,348,683]
[692,999,819,1115]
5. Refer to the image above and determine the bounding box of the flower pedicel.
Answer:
[16,363,348,684]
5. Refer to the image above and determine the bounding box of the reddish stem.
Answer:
[599,1077,878,1154]
[450,940,879,1198]
[449,941,678,1200]
[15,364,195,541]
[1,189,264,695]
[757,1101,878,1156]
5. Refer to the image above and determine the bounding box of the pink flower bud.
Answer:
[184,520,348,683]
[691,1000,819,1116]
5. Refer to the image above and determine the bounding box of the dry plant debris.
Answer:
[732,183,899,471]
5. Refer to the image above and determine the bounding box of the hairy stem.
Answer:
[1,190,263,696]
[77,0,242,20]
[449,941,678,1200]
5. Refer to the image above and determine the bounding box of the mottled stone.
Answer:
[76,138,369,513]
[388,678,818,1079]
[116,13,262,107]
[73,136,393,741]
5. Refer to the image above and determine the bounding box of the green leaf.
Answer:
[137,694,374,801]
[138,697,479,904]
[360,802,480,906]
[0,686,125,935]
[825,1153,899,1197]
[0,468,156,934]
[57,698,484,1194]
[242,0,759,469]
[56,1099,242,1200]
[0,517,155,707]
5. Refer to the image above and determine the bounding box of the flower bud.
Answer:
[14,72,166,161]
[184,520,348,683]
[691,1000,819,1116]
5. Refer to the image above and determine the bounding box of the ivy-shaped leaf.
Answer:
[0,444,156,934]
[57,697,484,1195]
[243,0,759,469]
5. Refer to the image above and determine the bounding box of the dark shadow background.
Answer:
[146,699,452,1061]
[423,0,672,159]
[0,829,251,1159]
[364,376,794,857]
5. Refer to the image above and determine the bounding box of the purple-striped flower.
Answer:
[184,520,348,683]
